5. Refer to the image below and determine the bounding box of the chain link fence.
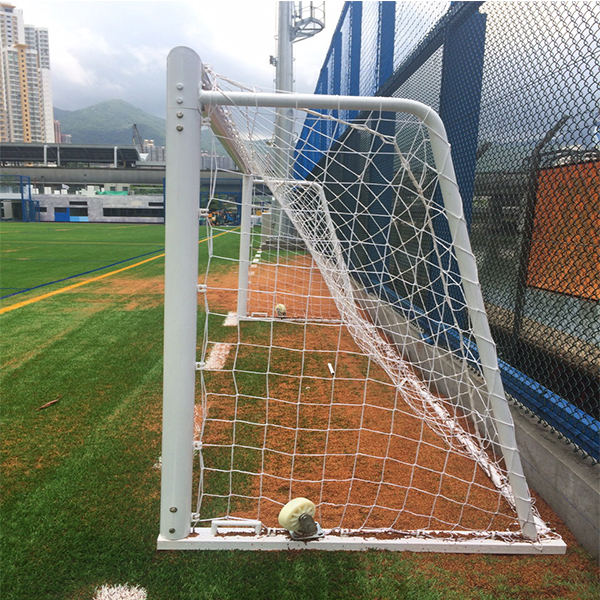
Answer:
[297,1,599,461]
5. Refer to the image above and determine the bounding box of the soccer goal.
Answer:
[158,47,565,553]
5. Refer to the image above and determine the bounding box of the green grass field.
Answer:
[1,221,598,600]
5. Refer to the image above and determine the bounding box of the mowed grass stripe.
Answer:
[0,248,165,301]
[0,222,165,245]
[3,240,165,245]
[0,222,170,293]
[0,229,235,315]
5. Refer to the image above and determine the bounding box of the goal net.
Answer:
[159,48,564,552]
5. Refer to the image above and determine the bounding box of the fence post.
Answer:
[377,1,395,88]
[364,2,396,296]
[332,28,342,138]
[428,10,487,334]
[511,114,570,357]
[349,1,362,119]
[438,10,487,230]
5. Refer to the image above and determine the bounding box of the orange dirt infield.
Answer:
[247,252,341,321]
[200,253,527,534]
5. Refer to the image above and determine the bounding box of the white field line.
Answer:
[204,342,232,370]
[94,584,147,600]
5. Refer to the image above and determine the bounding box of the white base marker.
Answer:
[223,311,238,326]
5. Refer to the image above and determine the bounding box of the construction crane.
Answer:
[132,124,143,150]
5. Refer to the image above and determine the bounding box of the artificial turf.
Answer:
[0,222,167,300]
[0,221,598,600]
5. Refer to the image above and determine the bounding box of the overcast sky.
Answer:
[15,0,345,117]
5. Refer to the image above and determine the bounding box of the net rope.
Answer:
[195,69,556,541]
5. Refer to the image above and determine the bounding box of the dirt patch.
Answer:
[71,275,165,311]
[407,495,600,599]
[201,327,518,534]
[198,251,534,536]
[205,269,240,314]
[247,254,340,321]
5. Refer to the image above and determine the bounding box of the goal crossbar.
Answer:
[159,47,565,553]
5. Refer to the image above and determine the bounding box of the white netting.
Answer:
[195,69,552,540]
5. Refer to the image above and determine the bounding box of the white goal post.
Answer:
[158,46,565,553]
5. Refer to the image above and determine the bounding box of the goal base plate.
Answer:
[157,528,566,554]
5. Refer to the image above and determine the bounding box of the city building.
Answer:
[141,138,165,162]
[0,3,55,143]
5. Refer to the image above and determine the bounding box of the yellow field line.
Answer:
[0,229,235,315]
[101,224,153,229]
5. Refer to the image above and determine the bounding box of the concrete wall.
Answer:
[512,405,599,561]
[35,193,164,224]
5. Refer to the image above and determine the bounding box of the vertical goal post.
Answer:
[158,46,565,553]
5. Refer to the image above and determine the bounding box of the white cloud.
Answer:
[14,0,345,116]
[122,44,172,75]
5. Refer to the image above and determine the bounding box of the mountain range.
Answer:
[54,99,225,154]
[54,100,166,146]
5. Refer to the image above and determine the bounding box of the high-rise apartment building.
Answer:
[0,3,55,143]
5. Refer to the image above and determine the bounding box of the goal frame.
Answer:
[158,46,565,554]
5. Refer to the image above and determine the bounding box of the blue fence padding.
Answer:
[348,2,362,121]
[499,361,600,460]
[438,9,487,231]
[295,2,483,170]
